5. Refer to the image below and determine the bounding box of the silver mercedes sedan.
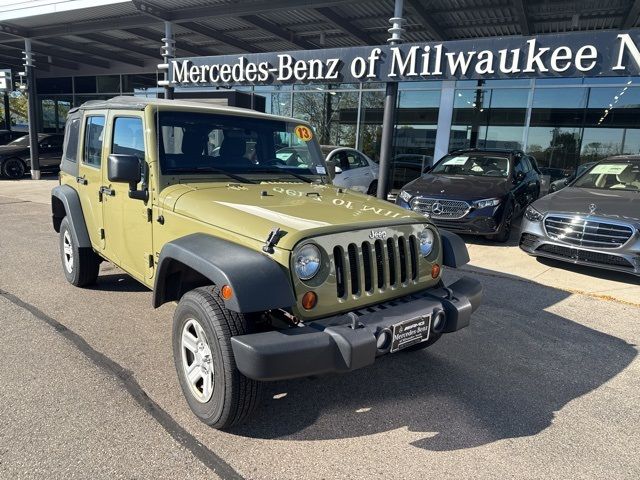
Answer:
[520,156,640,276]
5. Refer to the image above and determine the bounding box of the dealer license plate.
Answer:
[390,315,432,353]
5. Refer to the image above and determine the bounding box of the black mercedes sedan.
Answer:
[0,133,64,179]
[396,148,542,242]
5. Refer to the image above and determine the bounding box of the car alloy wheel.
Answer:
[62,230,74,273]
[3,158,26,179]
[180,318,215,403]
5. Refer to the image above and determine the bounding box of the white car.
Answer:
[322,146,379,195]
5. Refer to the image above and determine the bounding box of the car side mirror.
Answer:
[325,159,342,179]
[108,154,147,201]
[335,166,343,174]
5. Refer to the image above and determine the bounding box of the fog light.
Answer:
[301,291,317,310]
[375,328,392,353]
[431,263,441,279]
[432,309,446,333]
[221,284,233,300]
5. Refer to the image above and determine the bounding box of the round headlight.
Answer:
[294,244,321,281]
[418,228,435,257]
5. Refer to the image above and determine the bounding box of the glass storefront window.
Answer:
[358,90,385,160]
[123,73,157,93]
[97,75,121,93]
[450,86,528,150]
[36,77,72,94]
[74,76,97,94]
[40,96,72,132]
[293,89,359,148]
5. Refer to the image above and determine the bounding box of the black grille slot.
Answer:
[398,236,408,283]
[408,235,418,280]
[536,244,634,269]
[387,238,397,286]
[374,240,385,289]
[334,246,345,298]
[347,244,360,295]
[361,242,373,293]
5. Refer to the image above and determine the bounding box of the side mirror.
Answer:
[335,166,343,174]
[325,159,342,179]
[108,154,147,201]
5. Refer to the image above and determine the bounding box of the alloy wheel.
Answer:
[181,318,215,403]
[63,230,74,273]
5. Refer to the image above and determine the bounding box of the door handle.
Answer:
[76,176,88,185]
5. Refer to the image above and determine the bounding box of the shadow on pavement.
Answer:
[89,272,148,293]
[535,256,640,285]
[232,266,637,451]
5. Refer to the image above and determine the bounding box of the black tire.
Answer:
[172,286,261,429]
[367,180,378,196]
[2,158,26,179]
[489,203,514,243]
[59,217,100,287]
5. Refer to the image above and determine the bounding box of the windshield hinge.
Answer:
[262,227,283,254]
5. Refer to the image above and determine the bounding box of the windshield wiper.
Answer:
[165,167,255,184]
[251,167,314,183]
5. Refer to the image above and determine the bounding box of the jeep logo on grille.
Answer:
[369,230,387,240]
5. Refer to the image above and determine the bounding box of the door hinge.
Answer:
[148,254,154,268]
[99,228,105,240]
[146,208,153,222]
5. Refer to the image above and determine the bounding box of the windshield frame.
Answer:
[154,110,328,183]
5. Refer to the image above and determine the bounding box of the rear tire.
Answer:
[59,217,100,287]
[2,158,26,179]
[172,286,261,429]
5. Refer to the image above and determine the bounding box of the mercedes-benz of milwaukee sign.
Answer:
[169,31,640,87]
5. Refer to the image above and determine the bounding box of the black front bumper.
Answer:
[231,277,482,381]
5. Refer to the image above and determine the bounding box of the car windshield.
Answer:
[157,111,327,180]
[7,136,30,146]
[431,154,510,177]
[573,161,640,191]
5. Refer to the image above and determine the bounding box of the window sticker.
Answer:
[590,164,628,175]
[443,156,469,165]
[294,125,313,142]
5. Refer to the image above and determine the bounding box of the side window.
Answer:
[112,117,145,160]
[346,152,367,169]
[83,116,105,167]
[514,157,527,176]
[63,118,80,163]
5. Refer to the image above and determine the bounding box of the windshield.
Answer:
[431,154,510,178]
[573,161,640,191]
[7,136,30,146]
[157,111,327,180]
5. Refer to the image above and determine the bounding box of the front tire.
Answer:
[2,158,26,179]
[489,203,514,243]
[59,217,100,287]
[172,286,261,429]
[367,180,378,196]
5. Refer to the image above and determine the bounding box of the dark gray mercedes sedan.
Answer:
[520,156,640,276]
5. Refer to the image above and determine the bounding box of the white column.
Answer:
[433,80,456,163]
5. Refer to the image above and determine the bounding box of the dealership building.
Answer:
[2,0,640,184]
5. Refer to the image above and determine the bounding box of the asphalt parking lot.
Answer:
[1,177,639,479]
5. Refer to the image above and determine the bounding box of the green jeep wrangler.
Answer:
[51,97,482,429]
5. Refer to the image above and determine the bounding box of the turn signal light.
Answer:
[301,291,318,310]
[221,284,233,300]
[431,264,441,279]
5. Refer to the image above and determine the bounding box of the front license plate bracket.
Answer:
[390,315,432,353]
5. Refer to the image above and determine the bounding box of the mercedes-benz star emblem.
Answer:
[589,203,597,214]
[431,202,443,215]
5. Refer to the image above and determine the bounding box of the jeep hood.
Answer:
[161,182,427,250]
[532,187,640,224]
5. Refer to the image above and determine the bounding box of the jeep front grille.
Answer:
[411,197,470,220]
[334,236,419,298]
[544,215,634,249]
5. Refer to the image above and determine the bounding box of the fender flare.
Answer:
[440,230,469,268]
[51,184,91,248]
[153,233,296,313]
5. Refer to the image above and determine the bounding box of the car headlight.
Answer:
[473,198,501,209]
[294,244,321,281]
[524,205,543,222]
[399,190,413,204]
[418,228,435,257]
